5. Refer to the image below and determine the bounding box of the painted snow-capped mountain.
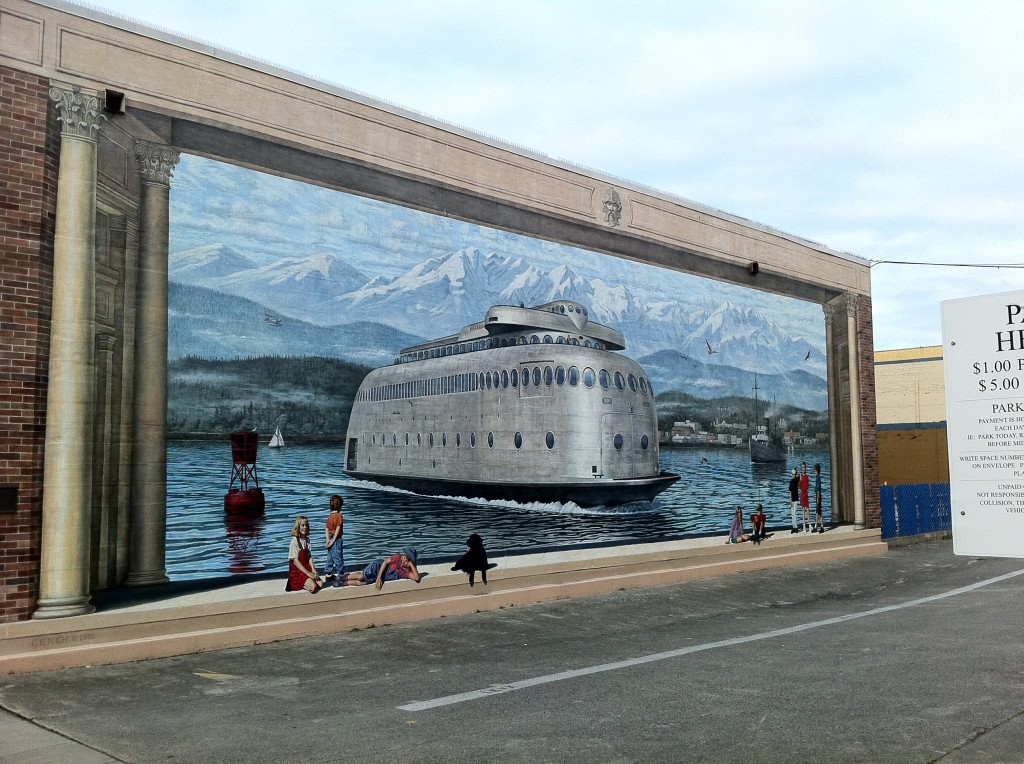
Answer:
[168,244,825,384]
[170,246,367,318]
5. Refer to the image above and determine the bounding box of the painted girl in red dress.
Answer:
[287,516,323,593]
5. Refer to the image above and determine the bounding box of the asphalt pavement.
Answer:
[2,538,1023,764]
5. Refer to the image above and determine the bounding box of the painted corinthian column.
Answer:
[125,141,180,587]
[34,86,106,619]
[823,301,841,522]
[847,294,866,529]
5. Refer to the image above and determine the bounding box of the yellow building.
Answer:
[875,346,948,484]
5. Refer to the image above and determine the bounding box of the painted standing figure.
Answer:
[788,468,800,534]
[799,462,811,532]
[324,494,344,585]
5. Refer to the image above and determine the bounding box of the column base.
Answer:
[32,595,95,619]
[854,523,867,531]
[123,570,170,587]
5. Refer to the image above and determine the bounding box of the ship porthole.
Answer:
[555,365,565,385]
[544,366,553,385]
[614,371,625,390]
[522,368,530,388]
[429,433,435,448]
[456,432,461,448]
[392,433,397,445]
[471,432,477,448]
[417,433,422,446]
[583,367,596,388]
[488,432,494,448]
[514,432,523,449]
[614,434,624,450]
[511,369,519,387]
[546,431,555,449]
[641,434,650,450]
[599,369,610,389]
[442,432,447,447]
[532,367,541,386]
[501,369,509,388]
[405,433,410,446]
[628,374,638,392]
[568,366,579,386]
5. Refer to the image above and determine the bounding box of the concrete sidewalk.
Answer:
[0,708,122,764]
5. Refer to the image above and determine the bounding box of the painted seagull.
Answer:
[706,340,718,355]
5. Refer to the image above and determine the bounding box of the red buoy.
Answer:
[224,430,266,512]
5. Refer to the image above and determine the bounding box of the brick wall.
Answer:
[857,294,881,528]
[0,66,58,622]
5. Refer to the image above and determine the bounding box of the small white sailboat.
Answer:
[268,425,284,449]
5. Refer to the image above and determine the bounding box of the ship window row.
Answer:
[366,430,556,450]
[399,334,609,363]
[363,430,651,451]
[358,366,653,402]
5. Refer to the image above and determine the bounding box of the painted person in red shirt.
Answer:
[750,504,767,541]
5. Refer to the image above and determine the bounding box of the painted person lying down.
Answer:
[342,547,421,590]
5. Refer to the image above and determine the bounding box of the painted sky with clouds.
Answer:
[86,0,1024,350]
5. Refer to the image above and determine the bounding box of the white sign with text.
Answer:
[941,289,1024,558]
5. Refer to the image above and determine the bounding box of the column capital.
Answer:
[49,84,106,139]
[822,303,836,321]
[134,141,181,186]
[846,292,859,319]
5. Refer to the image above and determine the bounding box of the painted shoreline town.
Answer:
[0,0,878,624]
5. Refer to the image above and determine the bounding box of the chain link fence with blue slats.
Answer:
[879,483,952,539]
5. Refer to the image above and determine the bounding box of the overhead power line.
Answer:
[868,260,1024,269]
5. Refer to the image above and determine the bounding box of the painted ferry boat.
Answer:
[343,301,679,507]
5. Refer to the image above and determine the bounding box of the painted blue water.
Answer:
[167,441,831,581]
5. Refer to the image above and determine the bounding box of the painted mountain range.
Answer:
[169,246,828,409]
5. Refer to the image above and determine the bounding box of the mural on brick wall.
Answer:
[166,154,831,580]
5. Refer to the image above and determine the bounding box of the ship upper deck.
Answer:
[397,301,626,363]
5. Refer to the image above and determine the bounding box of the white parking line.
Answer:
[398,568,1024,712]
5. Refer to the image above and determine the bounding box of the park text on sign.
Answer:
[941,290,1024,558]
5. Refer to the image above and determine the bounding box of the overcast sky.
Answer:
[84,0,1024,350]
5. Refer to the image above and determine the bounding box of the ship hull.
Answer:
[749,440,787,463]
[345,469,680,507]
[343,300,680,509]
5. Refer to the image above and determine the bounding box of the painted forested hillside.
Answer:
[167,355,371,439]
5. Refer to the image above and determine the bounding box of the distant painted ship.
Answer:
[749,374,787,463]
[343,301,679,506]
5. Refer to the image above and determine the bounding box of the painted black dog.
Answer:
[451,533,497,586]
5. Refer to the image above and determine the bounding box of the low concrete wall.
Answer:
[0,528,885,674]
